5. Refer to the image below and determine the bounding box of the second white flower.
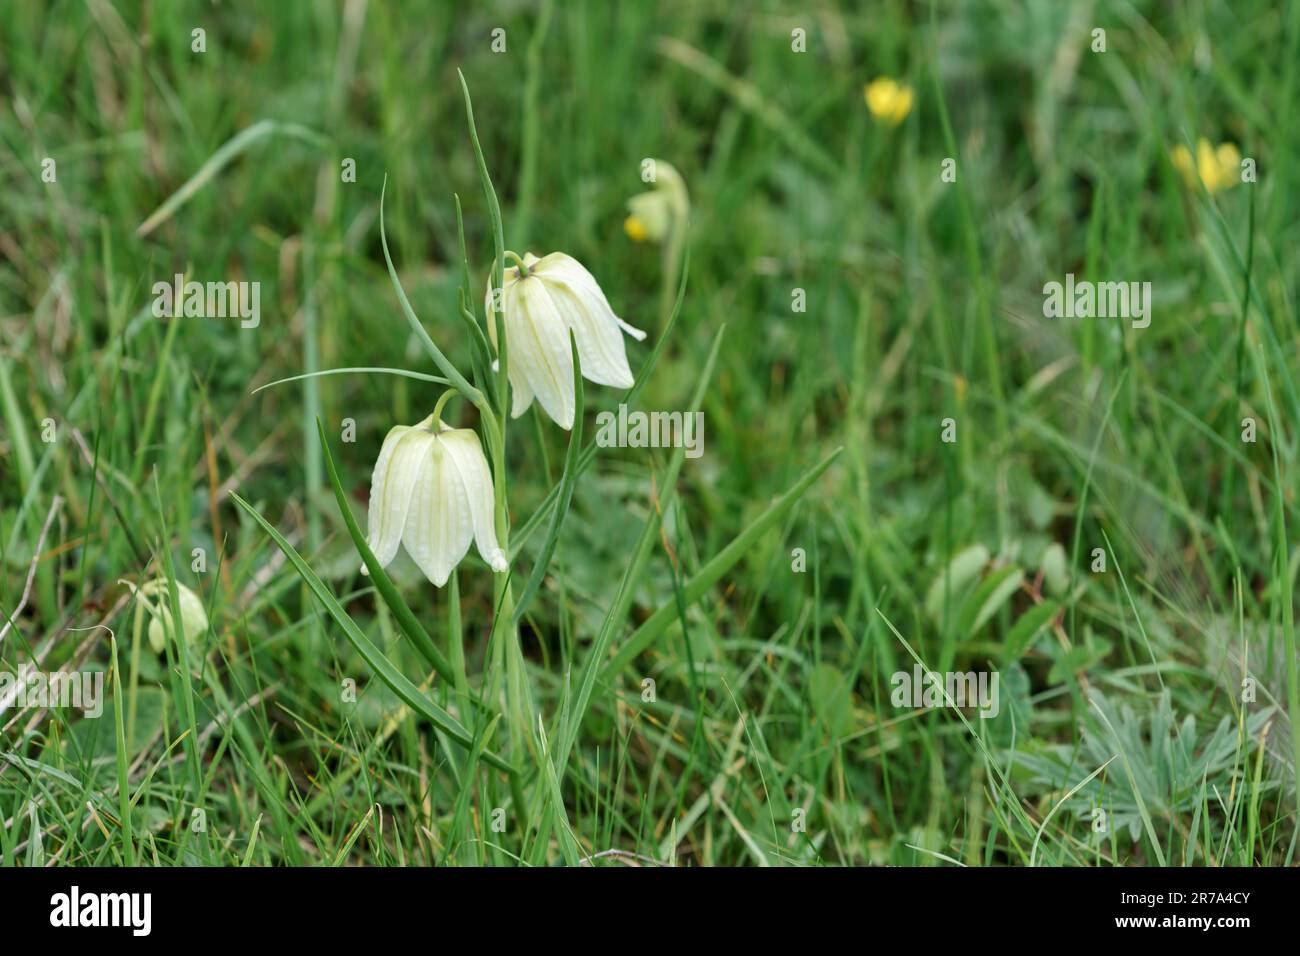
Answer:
[486,252,646,430]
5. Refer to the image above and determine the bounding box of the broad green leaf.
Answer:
[924,543,989,621]
[1049,638,1113,686]
[959,565,1024,636]
[1002,599,1060,664]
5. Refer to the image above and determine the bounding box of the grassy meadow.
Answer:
[2,0,1299,867]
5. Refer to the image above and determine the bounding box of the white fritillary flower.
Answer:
[122,578,209,654]
[365,414,507,587]
[486,252,646,429]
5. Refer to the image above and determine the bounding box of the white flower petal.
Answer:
[615,315,648,341]
[530,252,592,285]
[487,252,645,427]
[486,267,543,420]
[509,369,535,419]
[508,276,575,429]
[401,440,472,587]
[439,429,508,573]
[366,426,431,567]
[533,253,647,342]
[501,298,542,419]
[538,275,635,388]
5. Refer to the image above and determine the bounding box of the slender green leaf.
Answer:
[512,334,583,626]
[230,491,515,775]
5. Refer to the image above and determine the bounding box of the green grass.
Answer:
[2,0,1299,866]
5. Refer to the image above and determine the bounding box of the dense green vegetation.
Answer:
[2,0,1298,866]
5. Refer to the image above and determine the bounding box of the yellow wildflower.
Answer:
[864,77,913,126]
[1170,138,1241,194]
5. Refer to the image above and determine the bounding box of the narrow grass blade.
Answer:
[511,245,691,554]
[241,815,264,866]
[109,635,133,866]
[445,712,501,862]
[537,717,583,866]
[512,334,582,626]
[457,71,509,414]
[316,419,456,683]
[378,177,483,406]
[251,367,448,395]
[136,120,327,237]
[230,491,515,775]
[600,445,843,680]
[1029,756,1116,866]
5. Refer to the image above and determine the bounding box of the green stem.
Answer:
[126,599,145,753]
[504,250,531,277]
[662,214,685,325]
[430,389,458,429]
[447,569,468,699]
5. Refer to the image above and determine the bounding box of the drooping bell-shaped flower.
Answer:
[486,252,646,430]
[128,578,209,654]
[366,414,507,587]
[624,159,689,244]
